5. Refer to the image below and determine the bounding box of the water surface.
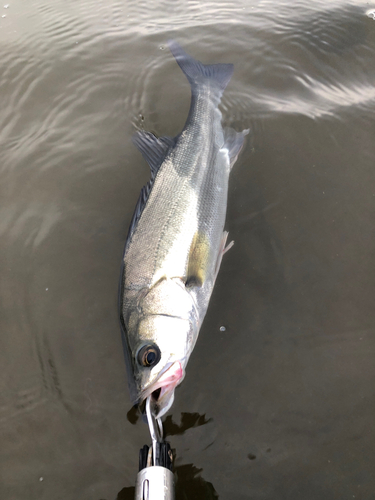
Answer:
[1,0,375,498]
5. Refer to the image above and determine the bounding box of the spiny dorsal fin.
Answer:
[133,131,176,175]
[125,131,177,243]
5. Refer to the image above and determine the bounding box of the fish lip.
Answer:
[139,361,184,404]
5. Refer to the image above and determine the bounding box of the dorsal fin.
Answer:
[125,131,177,244]
[133,131,176,175]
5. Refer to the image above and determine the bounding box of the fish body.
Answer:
[120,41,248,417]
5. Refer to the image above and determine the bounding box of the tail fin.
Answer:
[168,40,233,96]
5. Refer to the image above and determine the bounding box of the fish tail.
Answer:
[168,40,234,97]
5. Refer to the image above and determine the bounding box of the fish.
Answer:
[119,40,248,418]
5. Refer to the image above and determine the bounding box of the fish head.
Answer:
[131,314,196,417]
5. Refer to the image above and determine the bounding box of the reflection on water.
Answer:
[1,0,375,498]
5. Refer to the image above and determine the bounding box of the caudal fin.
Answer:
[168,40,234,96]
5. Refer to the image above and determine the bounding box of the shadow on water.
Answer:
[116,464,218,500]
[126,408,213,436]
[119,411,217,498]
[116,486,135,500]
[174,464,219,500]
[126,405,139,425]
[163,412,213,437]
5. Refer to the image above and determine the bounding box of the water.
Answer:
[1,1,374,498]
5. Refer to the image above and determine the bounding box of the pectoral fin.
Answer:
[186,231,233,288]
[186,232,210,287]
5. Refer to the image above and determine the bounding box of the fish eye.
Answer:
[137,344,161,368]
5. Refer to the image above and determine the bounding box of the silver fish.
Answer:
[120,41,248,417]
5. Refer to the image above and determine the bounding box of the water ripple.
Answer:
[0,0,372,167]
[0,0,374,497]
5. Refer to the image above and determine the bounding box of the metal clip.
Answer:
[145,396,163,465]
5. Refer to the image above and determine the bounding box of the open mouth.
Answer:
[144,361,184,404]
[152,387,162,401]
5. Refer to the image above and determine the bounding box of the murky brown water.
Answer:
[1,1,375,499]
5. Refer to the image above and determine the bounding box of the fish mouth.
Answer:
[140,361,184,409]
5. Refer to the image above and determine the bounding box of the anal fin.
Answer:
[214,231,234,281]
[222,127,250,168]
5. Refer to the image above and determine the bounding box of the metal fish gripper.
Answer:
[134,396,175,500]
